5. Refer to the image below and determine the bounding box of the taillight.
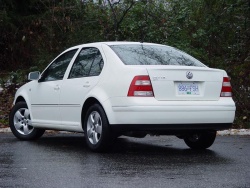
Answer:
[220,77,232,97]
[128,75,154,97]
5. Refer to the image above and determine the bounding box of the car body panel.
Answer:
[59,76,100,128]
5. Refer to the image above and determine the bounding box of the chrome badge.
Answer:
[152,76,166,81]
[186,71,193,79]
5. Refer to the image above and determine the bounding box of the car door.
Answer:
[59,47,104,129]
[29,49,77,127]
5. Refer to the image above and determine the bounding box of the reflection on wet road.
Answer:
[0,133,249,188]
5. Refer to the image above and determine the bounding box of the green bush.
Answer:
[0,0,249,128]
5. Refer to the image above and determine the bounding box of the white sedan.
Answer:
[9,42,236,152]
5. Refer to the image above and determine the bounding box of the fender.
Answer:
[81,86,114,123]
[13,82,34,120]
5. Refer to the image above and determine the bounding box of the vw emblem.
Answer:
[186,71,193,79]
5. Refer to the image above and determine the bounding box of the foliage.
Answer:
[0,0,249,128]
[0,87,13,128]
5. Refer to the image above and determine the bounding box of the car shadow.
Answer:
[26,133,232,167]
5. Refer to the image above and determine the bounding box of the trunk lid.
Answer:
[146,66,224,101]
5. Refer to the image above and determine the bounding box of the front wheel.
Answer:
[84,104,113,152]
[9,101,45,140]
[184,131,216,150]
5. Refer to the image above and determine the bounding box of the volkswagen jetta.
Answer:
[9,42,236,152]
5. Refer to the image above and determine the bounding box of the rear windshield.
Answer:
[110,44,205,67]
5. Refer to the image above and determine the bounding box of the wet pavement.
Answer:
[0,133,249,188]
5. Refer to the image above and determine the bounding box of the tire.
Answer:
[83,103,113,152]
[184,131,216,150]
[9,101,45,140]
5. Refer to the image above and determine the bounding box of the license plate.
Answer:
[177,82,200,95]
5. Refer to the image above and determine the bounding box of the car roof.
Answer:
[100,41,160,46]
[67,41,163,50]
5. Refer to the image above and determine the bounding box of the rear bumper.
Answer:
[110,123,232,133]
[103,97,236,128]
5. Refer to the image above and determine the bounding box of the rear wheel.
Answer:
[9,101,45,140]
[84,104,113,152]
[184,131,216,149]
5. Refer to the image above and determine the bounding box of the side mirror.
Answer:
[28,71,40,80]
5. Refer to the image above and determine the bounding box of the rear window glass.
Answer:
[110,44,205,67]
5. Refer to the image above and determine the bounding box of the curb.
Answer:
[0,128,11,133]
[0,128,72,134]
[217,129,250,136]
[0,128,249,135]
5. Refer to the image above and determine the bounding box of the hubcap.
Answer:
[13,108,34,135]
[86,111,102,145]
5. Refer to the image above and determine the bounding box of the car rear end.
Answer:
[101,42,235,133]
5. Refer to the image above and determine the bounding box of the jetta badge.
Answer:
[186,71,193,79]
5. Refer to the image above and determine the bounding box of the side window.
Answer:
[89,51,104,76]
[40,49,77,82]
[69,47,104,79]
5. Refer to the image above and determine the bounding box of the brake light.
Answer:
[220,77,232,97]
[128,76,154,97]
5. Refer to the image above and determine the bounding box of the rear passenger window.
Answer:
[89,51,104,76]
[69,48,104,79]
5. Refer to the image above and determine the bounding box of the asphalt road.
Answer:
[0,133,249,188]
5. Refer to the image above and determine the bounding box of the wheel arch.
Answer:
[15,96,26,104]
[13,91,33,119]
[81,97,109,130]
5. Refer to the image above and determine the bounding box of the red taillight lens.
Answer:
[220,77,232,97]
[128,76,154,97]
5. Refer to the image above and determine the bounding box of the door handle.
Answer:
[83,81,90,88]
[54,85,60,90]
[83,85,90,88]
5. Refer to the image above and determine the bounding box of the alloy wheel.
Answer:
[86,111,102,145]
[13,108,34,135]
